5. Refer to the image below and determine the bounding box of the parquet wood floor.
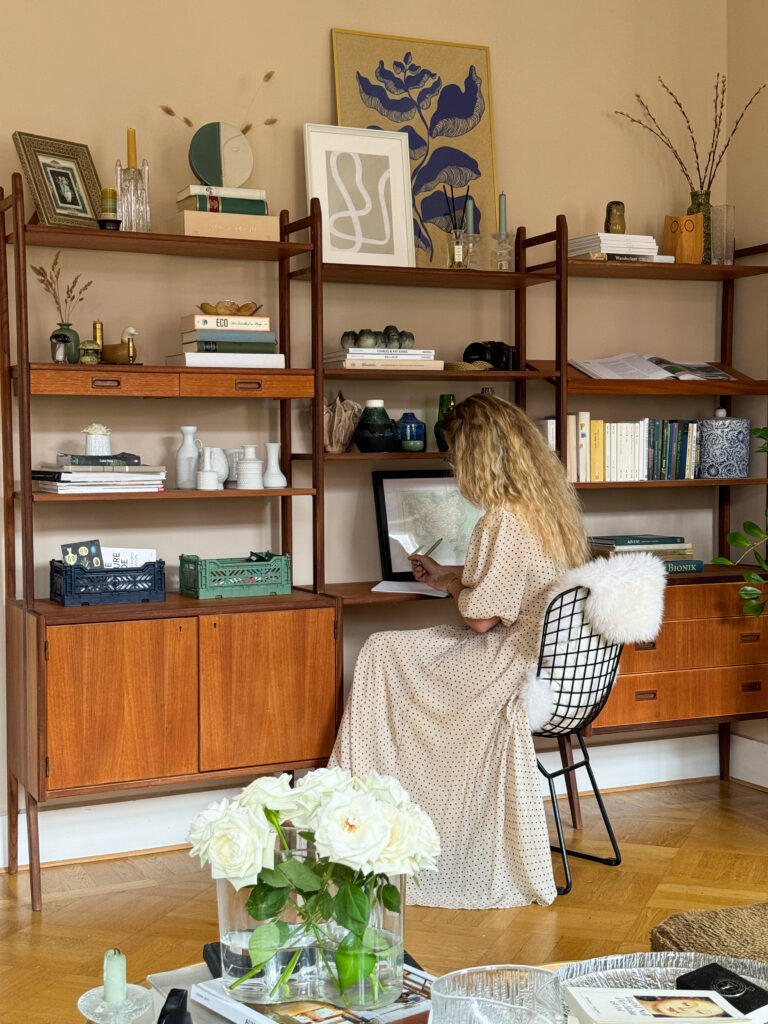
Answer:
[1,780,766,1024]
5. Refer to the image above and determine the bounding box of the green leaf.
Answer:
[755,551,768,572]
[335,884,371,937]
[335,931,376,994]
[259,866,289,888]
[249,920,288,969]
[743,598,766,617]
[317,888,336,919]
[329,863,356,886]
[246,882,291,920]
[380,883,401,913]
[743,521,767,539]
[711,556,734,565]
[743,571,765,586]
[276,856,323,892]
[738,585,764,599]
[726,532,751,548]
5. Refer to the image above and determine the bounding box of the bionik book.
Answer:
[177,194,269,215]
[663,559,705,573]
[177,184,267,201]
[180,314,271,332]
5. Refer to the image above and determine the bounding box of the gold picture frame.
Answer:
[12,131,102,229]
[332,29,497,268]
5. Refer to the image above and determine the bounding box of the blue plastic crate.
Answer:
[50,559,166,606]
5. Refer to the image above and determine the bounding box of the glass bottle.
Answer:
[434,393,456,452]
[395,412,426,452]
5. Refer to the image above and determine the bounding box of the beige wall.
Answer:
[1,0,766,837]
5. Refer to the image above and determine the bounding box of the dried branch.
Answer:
[160,104,194,129]
[30,250,93,324]
[614,107,695,190]
[707,80,766,187]
[658,77,703,188]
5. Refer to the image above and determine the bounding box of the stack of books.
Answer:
[32,463,166,494]
[539,414,704,484]
[174,184,279,241]
[324,346,444,370]
[167,312,285,368]
[569,232,673,263]
[589,533,703,573]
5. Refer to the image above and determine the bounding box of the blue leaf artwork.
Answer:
[335,32,496,266]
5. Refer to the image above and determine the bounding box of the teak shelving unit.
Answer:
[0,178,341,910]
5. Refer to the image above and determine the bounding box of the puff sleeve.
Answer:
[457,509,531,625]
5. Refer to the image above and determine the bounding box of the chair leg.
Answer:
[540,764,572,896]
[557,735,583,829]
[562,733,621,868]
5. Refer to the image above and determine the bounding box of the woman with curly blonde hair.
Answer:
[329,393,589,909]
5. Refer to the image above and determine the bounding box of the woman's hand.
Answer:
[408,554,462,593]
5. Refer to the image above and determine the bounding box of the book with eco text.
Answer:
[180,314,271,332]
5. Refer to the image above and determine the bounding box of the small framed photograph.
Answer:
[304,123,415,267]
[12,131,102,229]
[372,470,482,579]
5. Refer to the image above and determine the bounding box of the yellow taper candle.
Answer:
[126,128,137,169]
[103,947,127,1003]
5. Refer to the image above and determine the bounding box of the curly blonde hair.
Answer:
[443,394,589,568]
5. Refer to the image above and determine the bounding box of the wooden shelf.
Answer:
[321,581,444,604]
[576,478,768,490]
[12,223,312,262]
[567,259,768,281]
[322,368,557,382]
[292,261,556,290]
[529,361,767,396]
[293,450,446,461]
[26,487,316,502]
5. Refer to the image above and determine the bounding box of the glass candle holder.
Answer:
[464,233,481,270]
[492,232,513,271]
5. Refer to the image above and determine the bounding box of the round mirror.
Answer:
[188,122,254,187]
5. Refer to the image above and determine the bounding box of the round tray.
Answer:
[555,952,768,989]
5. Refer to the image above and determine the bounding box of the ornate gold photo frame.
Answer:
[12,131,102,229]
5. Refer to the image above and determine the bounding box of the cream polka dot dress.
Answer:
[328,508,561,910]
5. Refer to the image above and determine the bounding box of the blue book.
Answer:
[181,329,277,344]
[663,558,704,574]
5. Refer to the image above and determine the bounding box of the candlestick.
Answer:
[498,192,507,234]
[103,948,126,1003]
[126,129,137,169]
[464,196,475,235]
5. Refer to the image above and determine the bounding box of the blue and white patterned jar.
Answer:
[697,408,750,478]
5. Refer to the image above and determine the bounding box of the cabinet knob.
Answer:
[634,640,657,652]
[741,680,762,692]
[234,379,263,391]
[739,632,760,644]
[90,377,122,389]
[635,689,658,701]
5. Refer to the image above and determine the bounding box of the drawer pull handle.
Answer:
[635,689,658,701]
[740,632,760,643]
[234,380,263,391]
[741,680,762,693]
[635,640,656,651]
[91,377,122,389]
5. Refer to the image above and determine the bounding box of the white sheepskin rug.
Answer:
[524,552,667,731]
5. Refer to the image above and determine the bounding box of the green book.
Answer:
[178,195,269,215]
[181,340,277,353]
[590,534,687,546]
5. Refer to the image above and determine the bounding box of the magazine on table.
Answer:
[568,353,736,381]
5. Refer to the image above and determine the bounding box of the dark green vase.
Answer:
[434,393,456,452]
[687,190,712,264]
[50,322,80,364]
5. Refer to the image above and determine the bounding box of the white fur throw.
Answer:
[524,552,667,730]
[553,551,666,644]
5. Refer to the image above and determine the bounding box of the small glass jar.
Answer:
[604,200,626,234]
[395,412,426,452]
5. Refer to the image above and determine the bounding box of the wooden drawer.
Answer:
[593,665,768,728]
[180,371,314,398]
[663,582,746,620]
[29,367,179,396]
[621,616,768,672]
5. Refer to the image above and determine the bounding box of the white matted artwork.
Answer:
[304,123,415,266]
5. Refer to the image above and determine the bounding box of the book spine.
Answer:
[183,341,278,353]
[181,315,271,331]
[190,985,265,1024]
[590,419,604,481]
[341,347,435,357]
[185,195,269,215]
[177,211,280,241]
[340,359,443,369]
[537,418,557,452]
[566,414,577,483]
[663,559,705,573]
[609,536,686,545]
[179,184,267,201]
[56,452,141,466]
[182,330,277,343]
[577,410,590,483]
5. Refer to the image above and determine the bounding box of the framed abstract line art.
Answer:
[12,132,102,229]
[304,123,415,267]
[332,29,497,268]
[372,470,482,580]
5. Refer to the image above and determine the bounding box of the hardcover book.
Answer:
[564,988,745,1024]
[177,194,269,215]
[177,184,267,201]
[180,314,271,332]
[181,330,277,344]
[174,210,280,242]
[56,451,141,466]
[182,340,278,354]
[165,352,286,368]
[334,358,444,370]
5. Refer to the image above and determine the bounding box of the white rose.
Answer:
[369,804,440,876]
[207,803,277,890]
[187,798,231,867]
[405,805,441,873]
[359,770,412,809]
[292,767,355,828]
[237,773,302,819]
[313,791,391,872]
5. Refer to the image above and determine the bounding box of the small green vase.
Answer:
[434,393,456,453]
[687,190,712,264]
[50,322,80,364]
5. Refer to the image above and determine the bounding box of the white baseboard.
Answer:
[0,732,755,870]
[731,734,768,789]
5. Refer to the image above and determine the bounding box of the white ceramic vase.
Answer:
[263,442,287,488]
[176,426,202,489]
[209,447,229,489]
[237,456,264,490]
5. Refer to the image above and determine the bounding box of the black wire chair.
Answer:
[532,585,624,895]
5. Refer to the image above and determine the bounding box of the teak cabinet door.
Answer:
[45,618,198,792]
[198,609,337,771]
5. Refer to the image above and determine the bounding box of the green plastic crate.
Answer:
[178,551,291,599]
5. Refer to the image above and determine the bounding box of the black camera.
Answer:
[462,341,517,370]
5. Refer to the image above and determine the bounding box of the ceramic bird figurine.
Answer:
[101,326,138,364]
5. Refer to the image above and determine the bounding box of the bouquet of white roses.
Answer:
[188,767,440,1007]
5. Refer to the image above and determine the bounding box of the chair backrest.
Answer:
[533,585,623,737]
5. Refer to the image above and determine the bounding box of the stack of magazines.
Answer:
[324,347,444,371]
[569,233,673,263]
[32,463,166,493]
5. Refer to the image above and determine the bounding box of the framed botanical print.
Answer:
[12,131,102,229]
[332,29,497,268]
[304,123,415,266]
